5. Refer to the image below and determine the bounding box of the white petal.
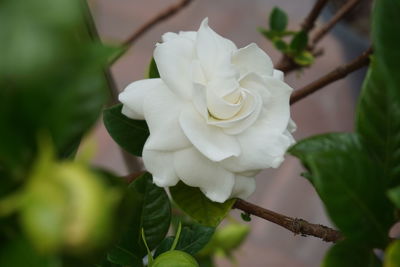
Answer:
[287,118,297,133]
[162,32,179,42]
[119,78,163,120]
[154,35,195,100]
[196,18,237,80]
[261,75,293,132]
[192,83,208,119]
[230,175,256,199]
[178,31,197,41]
[273,69,284,81]
[143,83,191,151]
[232,43,273,77]
[179,105,241,161]
[207,89,262,135]
[207,86,242,120]
[221,121,293,173]
[241,73,292,133]
[143,148,179,187]
[174,147,235,203]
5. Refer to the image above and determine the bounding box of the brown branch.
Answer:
[301,0,330,33]
[311,0,361,47]
[275,0,328,73]
[276,0,362,74]
[123,0,193,46]
[234,198,343,242]
[290,47,372,104]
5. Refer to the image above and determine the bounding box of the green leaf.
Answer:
[155,224,215,257]
[384,240,400,267]
[103,104,149,157]
[293,50,314,66]
[373,0,400,92]
[269,7,288,32]
[147,57,160,79]
[170,182,235,227]
[289,133,394,248]
[387,185,400,208]
[0,0,112,172]
[273,39,288,53]
[107,173,171,265]
[290,31,308,53]
[0,237,59,267]
[258,28,276,41]
[356,0,400,187]
[322,240,381,267]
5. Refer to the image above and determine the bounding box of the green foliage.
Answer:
[170,182,236,227]
[290,0,400,264]
[0,0,115,174]
[387,185,400,208]
[260,7,314,67]
[290,134,393,247]
[356,3,400,188]
[269,7,288,32]
[322,240,381,267]
[148,57,160,79]
[290,31,308,53]
[107,173,171,266]
[197,222,250,259]
[103,104,149,157]
[0,237,60,267]
[155,224,215,257]
[384,240,400,267]
[152,250,199,267]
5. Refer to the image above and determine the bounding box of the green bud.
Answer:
[20,143,121,254]
[152,250,199,267]
[199,222,250,257]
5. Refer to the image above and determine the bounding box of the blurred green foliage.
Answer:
[259,7,314,67]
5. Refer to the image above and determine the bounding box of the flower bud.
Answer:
[151,250,199,267]
[20,145,121,254]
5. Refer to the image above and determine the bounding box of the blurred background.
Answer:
[87,0,370,266]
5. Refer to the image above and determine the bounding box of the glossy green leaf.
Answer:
[170,182,235,227]
[290,31,308,53]
[155,224,215,257]
[384,240,400,267]
[322,240,381,267]
[107,173,171,265]
[290,133,393,248]
[373,0,400,92]
[103,104,149,157]
[147,57,160,79]
[269,7,288,32]
[356,0,400,187]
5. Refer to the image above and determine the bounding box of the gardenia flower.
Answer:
[119,18,296,203]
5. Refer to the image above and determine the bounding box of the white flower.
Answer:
[119,18,296,203]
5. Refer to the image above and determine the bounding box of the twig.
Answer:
[275,0,329,73]
[290,47,372,104]
[84,1,141,172]
[123,0,193,46]
[234,198,343,242]
[301,0,330,33]
[276,0,362,74]
[310,0,361,47]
